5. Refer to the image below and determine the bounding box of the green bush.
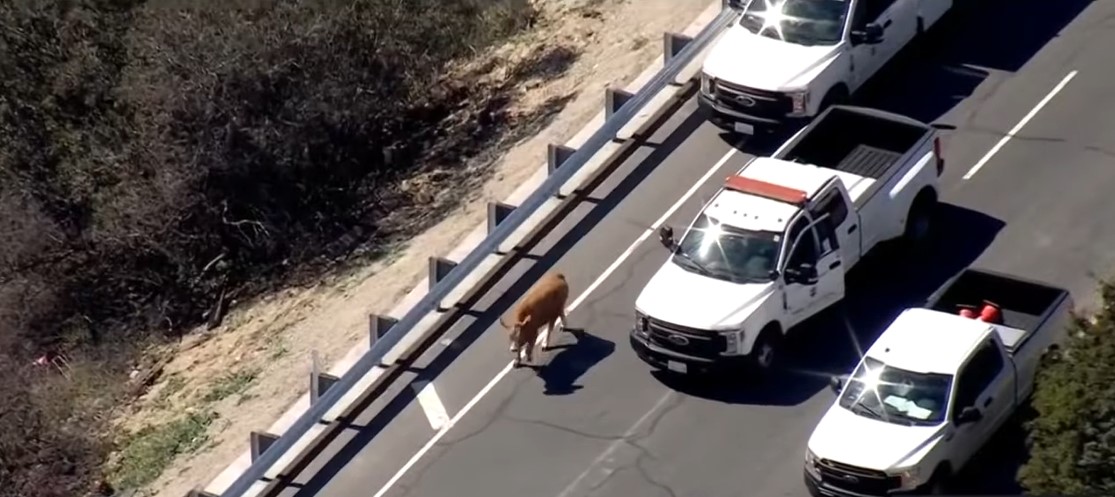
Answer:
[0,0,540,495]
[1019,280,1115,495]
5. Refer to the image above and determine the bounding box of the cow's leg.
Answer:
[512,339,523,367]
[543,318,557,351]
[523,340,535,364]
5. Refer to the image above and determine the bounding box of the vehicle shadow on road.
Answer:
[713,0,1094,149]
[532,328,616,396]
[649,203,1005,408]
[282,106,714,497]
[857,0,1094,126]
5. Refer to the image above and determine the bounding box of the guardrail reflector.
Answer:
[724,175,808,206]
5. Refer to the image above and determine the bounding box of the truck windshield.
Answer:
[738,0,850,46]
[838,357,953,426]
[672,214,780,284]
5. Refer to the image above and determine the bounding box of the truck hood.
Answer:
[702,25,841,90]
[808,403,947,471]
[635,258,775,329]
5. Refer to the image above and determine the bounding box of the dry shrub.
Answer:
[0,0,544,494]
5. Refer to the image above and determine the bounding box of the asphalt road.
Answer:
[267,1,1115,496]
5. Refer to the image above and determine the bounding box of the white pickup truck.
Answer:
[700,0,953,135]
[629,105,944,375]
[804,269,1073,496]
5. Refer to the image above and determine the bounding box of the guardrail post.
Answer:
[488,202,517,255]
[368,313,398,348]
[249,431,281,463]
[664,32,694,65]
[428,257,457,289]
[309,350,340,406]
[605,87,634,121]
[487,202,516,235]
[547,144,576,176]
[185,488,219,497]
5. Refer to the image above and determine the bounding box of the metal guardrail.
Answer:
[217,4,737,497]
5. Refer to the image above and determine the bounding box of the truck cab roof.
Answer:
[864,308,994,376]
[705,156,873,233]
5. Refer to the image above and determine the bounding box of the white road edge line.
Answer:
[413,381,451,431]
[962,70,1078,180]
[370,143,744,497]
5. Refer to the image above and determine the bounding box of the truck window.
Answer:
[839,356,953,425]
[859,0,897,25]
[814,215,839,255]
[951,340,1005,416]
[673,214,782,284]
[813,189,849,226]
[786,216,819,267]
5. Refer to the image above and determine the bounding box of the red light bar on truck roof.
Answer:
[724,175,808,206]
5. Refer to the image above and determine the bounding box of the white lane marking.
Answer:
[413,381,450,430]
[371,143,744,497]
[963,70,1078,180]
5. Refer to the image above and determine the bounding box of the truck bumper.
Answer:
[697,92,808,135]
[803,468,921,497]
[629,329,749,375]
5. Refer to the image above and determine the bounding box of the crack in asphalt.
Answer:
[503,415,631,441]
[578,246,662,314]
[634,449,680,497]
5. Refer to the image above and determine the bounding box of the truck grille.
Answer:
[817,459,902,495]
[711,79,793,117]
[646,318,725,359]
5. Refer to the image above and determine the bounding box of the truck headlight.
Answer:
[721,329,742,355]
[804,448,821,479]
[894,465,923,489]
[635,311,649,337]
[788,90,809,115]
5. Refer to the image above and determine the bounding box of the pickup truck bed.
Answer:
[926,268,1071,353]
[776,106,935,208]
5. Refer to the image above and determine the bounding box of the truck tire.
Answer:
[921,464,952,495]
[818,85,850,114]
[902,189,937,247]
[752,325,783,373]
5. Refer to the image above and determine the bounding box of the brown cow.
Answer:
[499,271,570,367]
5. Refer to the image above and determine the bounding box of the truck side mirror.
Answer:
[784,263,818,285]
[829,376,843,393]
[955,406,982,426]
[658,226,675,248]
[850,23,884,45]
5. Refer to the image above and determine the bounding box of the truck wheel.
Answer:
[902,189,936,246]
[819,86,849,114]
[752,326,782,373]
[922,465,952,495]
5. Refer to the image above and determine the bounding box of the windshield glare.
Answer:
[672,214,780,284]
[739,0,850,46]
[838,357,953,425]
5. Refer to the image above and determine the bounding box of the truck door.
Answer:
[846,0,886,90]
[781,214,844,328]
[873,0,918,66]
[810,184,860,268]
[811,214,847,312]
[847,0,915,89]
[946,338,1015,469]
